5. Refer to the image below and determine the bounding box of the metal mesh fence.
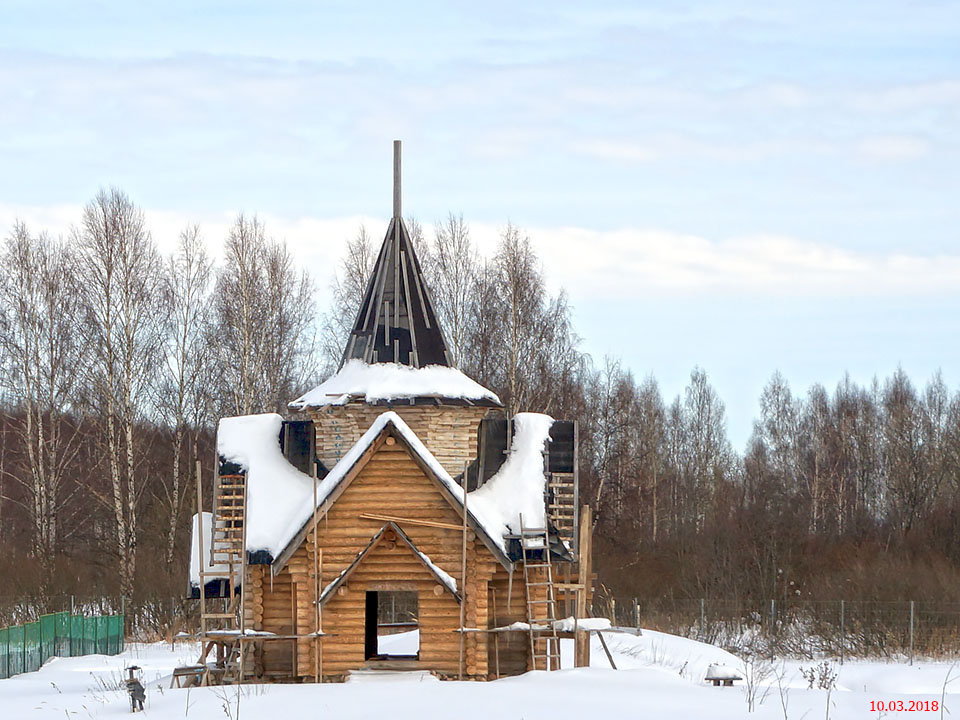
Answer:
[594,596,960,660]
[0,594,200,643]
[0,612,124,680]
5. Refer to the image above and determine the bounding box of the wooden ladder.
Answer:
[220,640,245,684]
[194,457,248,685]
[211,473,245,577]
[518,515,561,671]
[196,466,245,667]
[547,472,576,551]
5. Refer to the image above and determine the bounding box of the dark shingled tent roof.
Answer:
[341,141,452,369]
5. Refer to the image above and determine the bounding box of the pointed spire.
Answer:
[340,142,452,368]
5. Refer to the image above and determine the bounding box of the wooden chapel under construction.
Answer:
[188,142,594,684]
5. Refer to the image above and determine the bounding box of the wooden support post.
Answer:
[238,445,249,683]
[195,451,206,639]
[491,590,500,680]
[459,461,468,680]
[597,631,617,670]
[312,462,320,683]
[316,549,323,681]
[575,504,592,668]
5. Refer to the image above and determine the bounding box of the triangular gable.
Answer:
[319,522,460,605]
[270,411,512,572]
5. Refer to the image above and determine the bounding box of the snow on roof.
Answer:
[189,512,235,587]
[358,411,554,556]
[217,413,318,558]
[221,408,552,563]
[218,410,449,559]
[305,410,505,560]
[467,412,554,547]
[288,359,501,409]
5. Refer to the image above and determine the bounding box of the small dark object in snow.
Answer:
[705,663,742,687]
[125,666,145,712]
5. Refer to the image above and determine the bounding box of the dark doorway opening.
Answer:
[364,590,419,660]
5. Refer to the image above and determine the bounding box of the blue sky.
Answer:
[1,1,959,447]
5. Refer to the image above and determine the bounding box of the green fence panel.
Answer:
[0,612,127,677]
[24,621,40,673]
[40,614,56,664]
[54,612,70,658]
[83,616,96,656]
[0,627,8,680]
[105,616,118,655]
[0,612,125,679]
[105,616,114,655]
[70,615,83,658]
[118,613,125,653]
[9,624,24,676]
[96,616,109,655]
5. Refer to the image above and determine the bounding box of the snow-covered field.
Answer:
[2,630,958,719]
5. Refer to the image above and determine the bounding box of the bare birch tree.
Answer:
[260,238,317,410]
[0,222,85,587]
[637,376,666,542]
[429,213,476,366]
[76,188,163,599]
[158,225,213,564]
[319,224,376,373]
[212,214,317,415]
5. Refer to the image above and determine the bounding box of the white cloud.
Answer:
[3,205,958,307]
[849,81,960,114]
[856,135,931,161]
[0,202,384,307]
[468,224,960,301]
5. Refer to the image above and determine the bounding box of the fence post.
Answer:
[634,598,640,632]
[70,596,75,616]
[700,598,705,639]
[770,599,776,658]
[610,598,616,625]
[909,600,915,666]
[839,600,845,666]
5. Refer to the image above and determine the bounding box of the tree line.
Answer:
[1,190,958,611]
[0,189,315,603]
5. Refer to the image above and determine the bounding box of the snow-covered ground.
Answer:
[2,630,959,719]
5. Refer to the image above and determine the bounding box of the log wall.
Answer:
[488,562,547,676]
[308,404,491,477]
[248,434,500,680]
[256,566,296,677]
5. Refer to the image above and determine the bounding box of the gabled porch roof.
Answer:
[319,522,460,605]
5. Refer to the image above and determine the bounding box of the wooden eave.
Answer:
[318,522,461,605]
[270,419,513,574]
